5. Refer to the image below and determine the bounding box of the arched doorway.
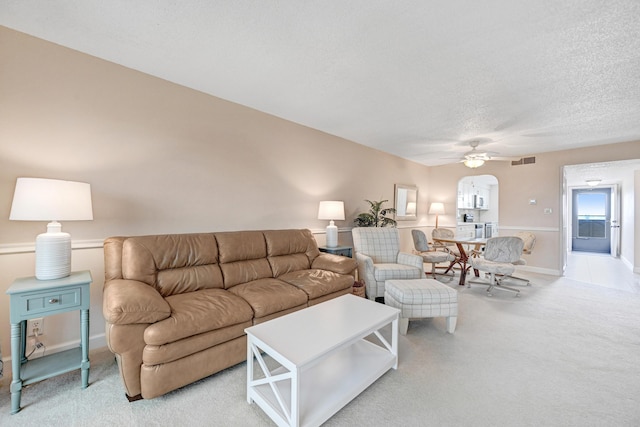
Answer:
[457,174,499,238]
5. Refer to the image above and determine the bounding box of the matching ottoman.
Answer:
[384,279,458,335]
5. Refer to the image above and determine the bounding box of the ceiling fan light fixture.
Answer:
[464,158,485,168]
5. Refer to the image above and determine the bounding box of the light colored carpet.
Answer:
[2,272,640,426]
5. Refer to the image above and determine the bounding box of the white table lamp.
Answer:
[318,201,345,248]
[429,202,445,228]
[10,178,93,280]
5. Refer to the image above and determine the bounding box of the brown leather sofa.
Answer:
[103,229,356,400]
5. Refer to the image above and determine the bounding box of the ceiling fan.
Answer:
[458,140,517,168]
[460,140,494,168]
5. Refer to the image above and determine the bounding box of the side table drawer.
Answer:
[20,287,83,317]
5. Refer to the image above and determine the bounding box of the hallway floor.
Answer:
[564,251,640,294]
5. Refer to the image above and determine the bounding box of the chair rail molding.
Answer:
[498,226,559,232]
[0,239,104,255]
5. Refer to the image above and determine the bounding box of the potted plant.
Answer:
[354,199,397,227]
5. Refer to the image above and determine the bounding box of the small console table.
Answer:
[6,270,92,414]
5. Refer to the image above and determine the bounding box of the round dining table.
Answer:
[431,236,487,286]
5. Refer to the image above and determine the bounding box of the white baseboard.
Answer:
[515,265,561,276]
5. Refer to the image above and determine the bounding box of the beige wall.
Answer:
[0,27,434,359]
[636,170,640,272]
[1,25,639,362]
[428,141,640,274]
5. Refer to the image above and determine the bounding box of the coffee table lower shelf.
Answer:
[248,339,395,427]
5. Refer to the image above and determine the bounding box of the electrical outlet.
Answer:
[27,318,44,337]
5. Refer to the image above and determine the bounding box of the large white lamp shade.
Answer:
[429,202,445,228]
[318,201,345,248]
[10,178,93,280]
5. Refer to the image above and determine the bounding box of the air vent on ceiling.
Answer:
[511,156,536,166]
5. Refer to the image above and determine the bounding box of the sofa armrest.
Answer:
[311,253,357,275]
[397,252,425,271]
[103,279,171,325]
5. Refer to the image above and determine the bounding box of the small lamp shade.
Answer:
[429,202,445,228]
[428,202,445,215]
[10,178,93,280]
[318,201,344,248]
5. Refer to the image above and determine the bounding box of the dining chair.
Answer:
[468,236,524,296]
[352,227,424,300]
[431,228,461,257]
[509,231,536,285]
[411,230,456,281]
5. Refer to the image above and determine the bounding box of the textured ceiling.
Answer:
[2,1,640,166]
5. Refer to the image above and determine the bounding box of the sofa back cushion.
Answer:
[264,229,320,277]
[216,231,273,288]
[104,236,127,282]
[121,233,223,297]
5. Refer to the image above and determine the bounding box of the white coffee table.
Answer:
[246,294,399,427]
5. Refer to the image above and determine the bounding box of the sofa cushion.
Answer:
[216,230,267,263]
[103,279,171,325]
[122,233,223,296]
[104,236,127,281]
[216,231,273,288]
[227,277,308,319]
[279,269,354,300]
[144,288,253,345]
[311,253,357,275]
[143,321,251,365]
[264,229,320,276]
[268,253,311,278]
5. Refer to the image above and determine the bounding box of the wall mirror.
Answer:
[395,184,418,221]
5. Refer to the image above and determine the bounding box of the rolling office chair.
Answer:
[469,236,524,296]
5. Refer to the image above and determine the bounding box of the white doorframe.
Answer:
[609,183,621,257]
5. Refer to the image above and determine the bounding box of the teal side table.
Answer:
[6,270,92,414]
[318,245,353,258]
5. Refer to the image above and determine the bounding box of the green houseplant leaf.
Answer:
[354,199,397,227]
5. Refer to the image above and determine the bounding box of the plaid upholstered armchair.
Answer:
[352,227,424,300]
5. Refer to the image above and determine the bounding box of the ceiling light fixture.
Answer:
[464,158,485,168]
[586,179,601,187]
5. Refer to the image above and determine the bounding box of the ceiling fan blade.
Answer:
[493,117,519,132]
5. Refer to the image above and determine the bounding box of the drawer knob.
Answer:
[48,298,59,304]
